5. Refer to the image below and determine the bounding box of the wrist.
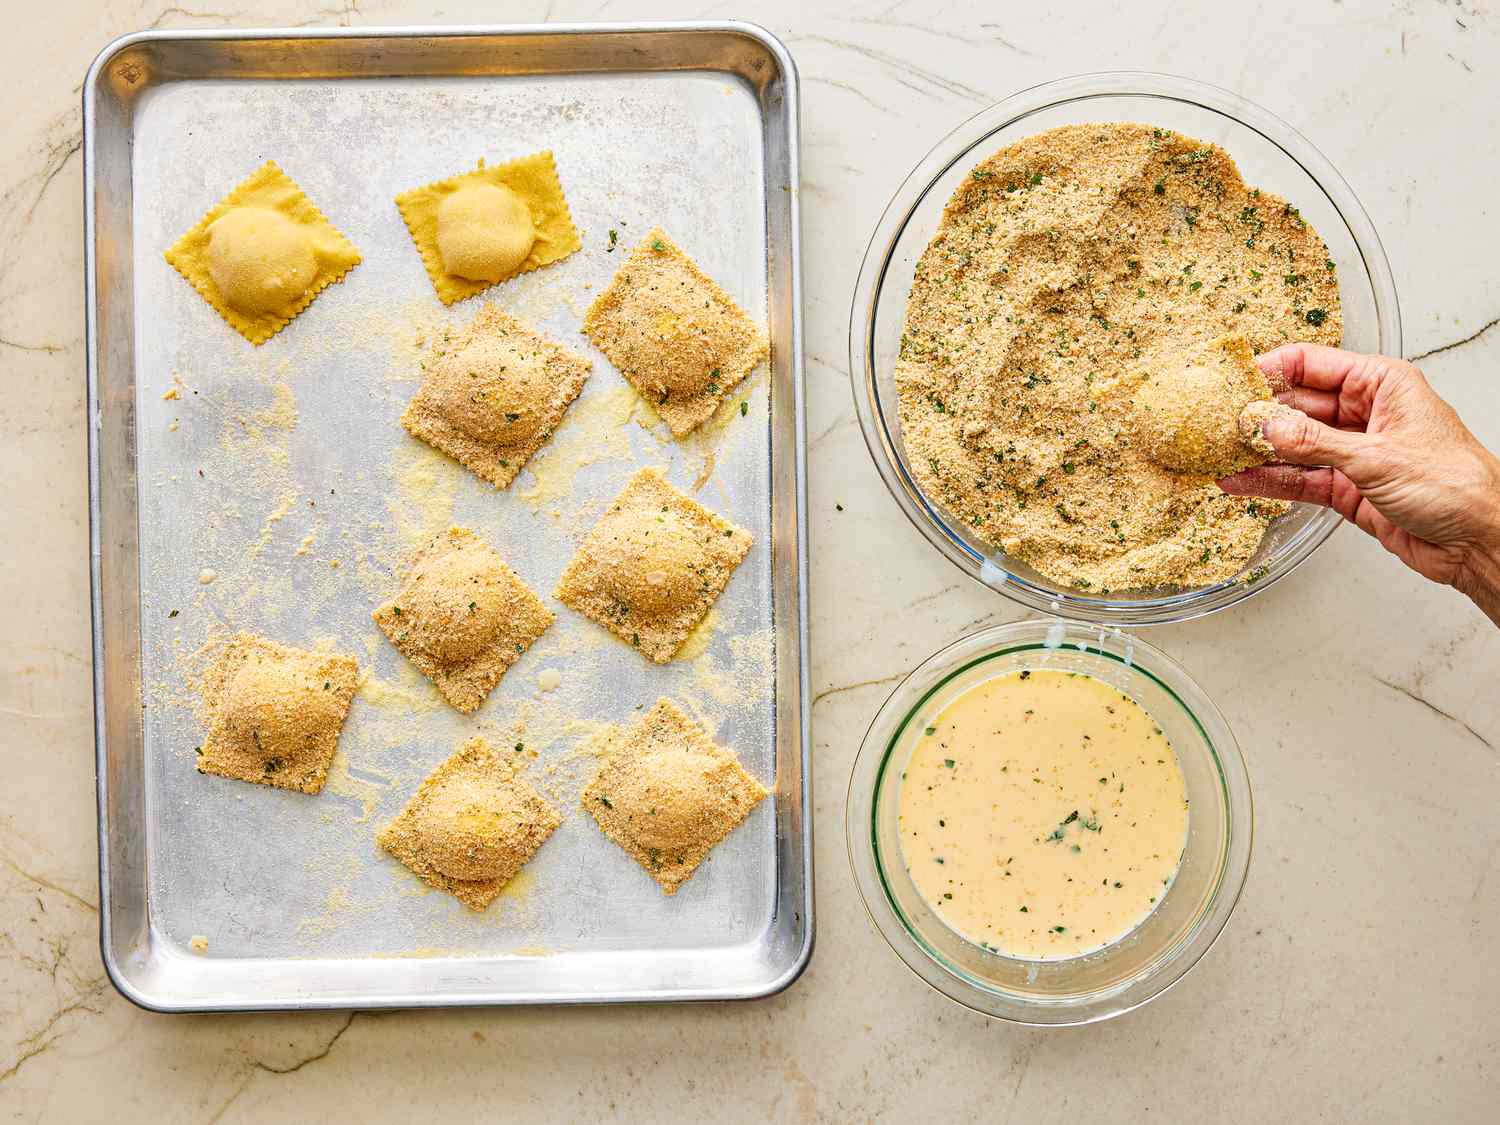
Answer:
[1456,488,1500,625]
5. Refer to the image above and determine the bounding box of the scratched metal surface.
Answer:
[87,24,808,1010]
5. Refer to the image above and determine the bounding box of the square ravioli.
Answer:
[373,527,553,713]
[401,304,592,488]
[164,161,361,345]
[395,151,581,305]
[554,468,751,663]
[583,228,769,436]
[196,632,359,794]
[378,737,561,911]
[583,698,767,895]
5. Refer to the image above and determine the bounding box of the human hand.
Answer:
[1219,343,1500,626]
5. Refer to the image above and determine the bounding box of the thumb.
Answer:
[1262,409,1366,469]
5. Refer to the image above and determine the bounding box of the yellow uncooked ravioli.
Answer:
[379,737,561,911]
[583,698,767,895]
[164,161,362,345]
[401,304,592,488]
[554,468,751,663]
[373,526,553,714]
[196,632,359,793]
[395,151,582,305]
[584,228,769,437]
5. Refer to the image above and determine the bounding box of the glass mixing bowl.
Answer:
[847,619,1252,1025]
[849,72,1402,625]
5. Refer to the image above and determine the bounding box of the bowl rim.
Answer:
[845,618,1254,1026]
[848,70,1403,626]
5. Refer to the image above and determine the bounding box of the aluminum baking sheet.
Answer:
[85,22,808,1011]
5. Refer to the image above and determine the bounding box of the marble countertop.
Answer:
[4,1,1498,1120]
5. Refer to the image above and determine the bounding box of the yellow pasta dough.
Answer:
[378,737,561,911]
[583,698,767,895]
[401,304,592,488]
[554,468,751,663]
[196,632,359,794]
[164,161,362,345]
[395,151,582,305]
[373,526,553,713]
[583,228,769,437]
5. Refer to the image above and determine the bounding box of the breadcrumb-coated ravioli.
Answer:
[583,699,766,894]
[164,161,361,345]
[583,228,768,437]
[1129,333,1281,477]
[378,737,561,911]
[401,305,592,488]
[554,468,751,663]
[395,152,581,305]
[373,527,552,713]
[196,632,359,793]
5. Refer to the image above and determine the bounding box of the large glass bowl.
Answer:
[849,72,1402,625]
[847,619,1252,1025]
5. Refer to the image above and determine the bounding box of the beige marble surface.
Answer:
[4,1,1499,1120]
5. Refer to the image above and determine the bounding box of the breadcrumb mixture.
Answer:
[896,123,1341,592]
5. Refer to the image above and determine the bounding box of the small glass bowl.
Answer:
[848,72,1402,625]
[846,619,1252,1025]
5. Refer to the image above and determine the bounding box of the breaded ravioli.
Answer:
[554,468,751,663]
[1129,333,1282,477]
[583,229,768,437]
[401,304,592,488]
[583,699,766,894]
[379,738,561,911]
[196,632,359,793]
[373,527,552,713]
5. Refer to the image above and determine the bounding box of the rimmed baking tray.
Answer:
[84,21,809,1011]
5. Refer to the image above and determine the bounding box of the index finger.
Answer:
[1256,342,1363,393]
